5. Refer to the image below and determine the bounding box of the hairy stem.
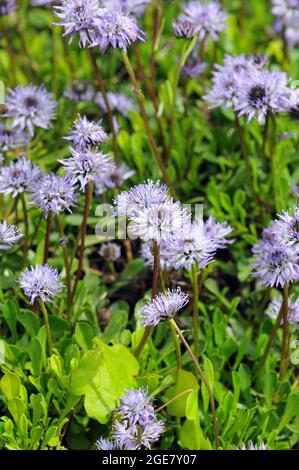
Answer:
[121,50,178,199]
[21,194,29,268]
[169,318,220,449]
[155,388,193,413]
[40,300,53,355]
[134,242,160,357]
[192,264,199,358]
[43,211,52,264]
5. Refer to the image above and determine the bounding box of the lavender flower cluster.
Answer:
[97,388,164,450]
[252,206,299,287]
[271,0,299,48]
[54,0,145,52]
[205,53,296,124]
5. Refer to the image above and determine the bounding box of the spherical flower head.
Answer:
[204,216,234,249]
[93,9,145,52]
[252,236,299,287]
[115,180,169,218]
[127,199,191,244]
[235,69,290,124]
[0,221,22,250]
[18,264,64,304]
[266,294,299,325]
[172,19,198,38]
[0,123,30,153]
[0,0,17,15]
[60,147,116,190]
[167,221,217,271]
[94,164,135,195]
[64,81,95,102]
[113,419,163,450]
[66,115,108,149]
[179,0,227,41]
[238,441,267,450]
[269,206,299,246]
[182,53,207,78]
[271,0,299,19]
[4,84,56,136]
[96,437,137,450]
[141,288,189,326]
[0,157,42,198]
[96,91,135,117]
[118,388,156,427]
[54,0,99,47]
[99,242,121,261]
[100,0,150,16]
[30,174,77,216]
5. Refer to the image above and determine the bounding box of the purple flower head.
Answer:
[271,0,299,19]
[167,220,217,271]
[54,0,99,47]
[178,0,227,42]
[115,180,169,218]
[96,437,136,450]
[64,80,95,102]
[100,0,150,16]
[118,388,156,427]
[0,0,17,15]
[204,216,234,249]
[252,233,299,287]
[4,84,56,136]
[30,173,77,216]
[66,115,108,149]
[172,19,198,38]
[18,264,64,304]
[92,8,145,52]
[127,199,191,244]
[235,69,290,124]
[266,294,299,325]
[96,91,135,117]
[31,0,58,6]
[182,52,207,78]
[140,241,173,271]
[0,221,22,250]
[269,206,299,246]
[141,288,189,326]
[238,442,267,450]
[61,147,115,190]
[113,420,163,450]
[94,164,135,195]
[99,242,121,261]
[0,157,42,198]
[0,123,30,153]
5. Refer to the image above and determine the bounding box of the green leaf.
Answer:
[278,393,299,432]
[0,373,21,400]
[74,322,94,351]
[166,369,198,418]
[2,299,18,341]
[263,371,278,408]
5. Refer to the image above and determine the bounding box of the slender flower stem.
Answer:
[280,284,289,380]
[269,113,280,211]
[261,300,284,369]
[167,37,197,161]
[71,182,93,302]
[21,194,29,267]
[169,318,220,449]
[44,211,52,264]
[169,320,182,371]
[40,300,53,355]
[134,242,160,357]
[56,215,72,316]
[155,388,193,413]
[88,49,118,162]
[191,264,200,358]
[235,113,260,208]
[121,50,178,199]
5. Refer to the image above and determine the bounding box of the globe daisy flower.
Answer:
[3,84,57,136]
[60,147,115,190]
[30,174,77,216]
[182,53,207,78]
[54,0,99,47]
[99,242,121,262]
[172,18,198,38]
[177,0,227,42]
[94,164,135,195]
[0,157,42,198]
[66,115,108,149]
[0,221,22,250]
[266,295,299,325]
[268,206,299,246]
[141,288,189,326]
[100,0,151,16]
[92,9,145,52]
[140,241,173,271]
[238,441,267,450]
[96,91,135,117]
[64,81,95,102]
[0,123,30,154]
[0,0,17,15]
[18,264,64,304]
